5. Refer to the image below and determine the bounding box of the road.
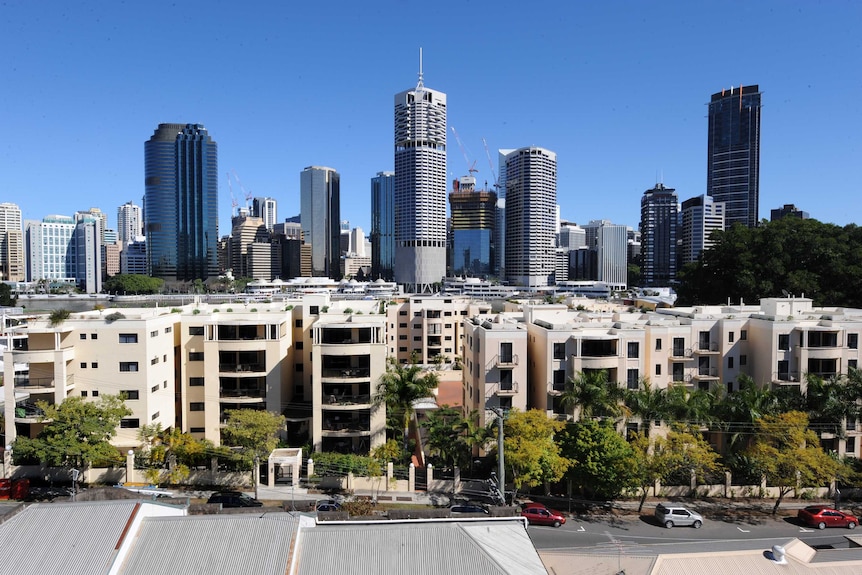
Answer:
[526,512,859,554]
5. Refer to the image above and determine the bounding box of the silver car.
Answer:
[655,503,703,528]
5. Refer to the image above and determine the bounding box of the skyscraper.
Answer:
[582,220,628,290]
[681,194,725,264]
[394,60,447,293]
[707,85,762,229]
[73,217,102,293]
[370,171,395,281]
[26,215,76,283]
[448,176,496,277]
[639,183,679,287]
[504,147,557,287]
[252,197,277,231]
[300,166,340,279]
[117,201,143,245]
[144,123,219,282]
[0,203,25,282]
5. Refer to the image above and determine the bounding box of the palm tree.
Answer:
[665,385,714,428]
[806,373,862,438]
[374,357,439,451]
[624,379,667,437]
[712,375,777,453]
[560,370,627,421]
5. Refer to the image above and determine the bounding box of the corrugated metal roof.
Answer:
[119,512,300,575]
[295,519,547,575]
[0,500,144,575]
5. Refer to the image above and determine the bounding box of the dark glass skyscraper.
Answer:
[144,123,219,282]
[639,183,678,287]
[370,171,395,281]
[449,176,496,277]
[707,85,762,229]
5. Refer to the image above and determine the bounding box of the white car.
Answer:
[655,503,703,528]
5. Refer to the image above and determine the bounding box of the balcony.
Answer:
[693,342,720,354]
[218,388,266,403]
[671,347,693,359]
[321,367,371,382]
[322,412,371,436]
[548,381,566,396]
[324,393,372,408]
[218,363,265,373]
[772,371,802,384]
[216,324,267,341]
[495,354,519,367]
[490,382,519,396]
[13,375,74,394]
[692,367,719,379]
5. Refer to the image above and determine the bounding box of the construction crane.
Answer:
[231,170,253,210]
[227,172,238,216]
[482,138,499,191]
[450,126,478,176]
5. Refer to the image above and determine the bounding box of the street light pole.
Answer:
[492,407,505,503]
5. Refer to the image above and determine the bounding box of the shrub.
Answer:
[104,312,125,324]
[192,309,201,315]
[49,309,70,326]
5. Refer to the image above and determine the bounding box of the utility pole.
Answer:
[492,407,505,503]
[254,455,260,500]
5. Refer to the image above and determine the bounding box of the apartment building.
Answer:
[461,312,528,428]
[386,296,489,365]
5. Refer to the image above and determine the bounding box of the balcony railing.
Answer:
[325,393,372,406]
[13,375,74,390]
[694,342,719,353]
[219,363,265,373]
[322,418,370,433]
[694,367,718,378]
[492,382,519,396]
[219,388,266,400]
[321,368,371,379]
[548,381,566,395]
[772,371,802,383]
[671,347,693,358]
[495,354,519,367]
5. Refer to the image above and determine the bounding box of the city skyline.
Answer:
[2,2,860,237]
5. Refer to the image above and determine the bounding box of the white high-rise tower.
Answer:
[117,201,143,245]
[394,50,447,293]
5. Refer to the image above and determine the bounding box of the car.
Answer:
[207,491,263,508]
[521,505,566,527]
[655,503,703,528]
[797,506,858,529]
[449,504,489,515]
[316,499,341,512]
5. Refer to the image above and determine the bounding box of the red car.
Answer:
[797,506,858,529]
[521,505,566,528]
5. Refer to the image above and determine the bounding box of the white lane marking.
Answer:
[737,527,750,533]
[799,527,813,533]
[577,525,585,532]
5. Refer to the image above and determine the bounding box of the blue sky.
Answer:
[2,0,859,236]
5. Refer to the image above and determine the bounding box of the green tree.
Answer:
[559,419,638,500]
[745,411,839,515]
[560,370,627,420]
[104,274,165,295]
[422,406,468,468]
[0,283,17,306]
[503,409,570,497]
[630,432,672,512]
[624,379,667,436]
[664,384,714,427]
[374,357,439,451]
[12,394,131,468]
[221,409,286,469]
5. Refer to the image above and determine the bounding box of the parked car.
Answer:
[655,503,703,528]
[521,505,566,527]
[449,504,489,515]
[207,491,263,508]
[797,506,858,529]
[316,499,341,512]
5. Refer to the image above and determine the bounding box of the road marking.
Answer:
[737,527,750,533]
[577,525,585,532]
[799,528,813,533]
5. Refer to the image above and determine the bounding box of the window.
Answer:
[655,339,662,351]
[413,336,421,341]
[398,347,407,352]
[120,418,140,429]
[190,402,205,412]
[189,326,204,336]
[728,332,735,343]
[778,334,790,351]
[163,381,167,388]
[849,334,859,349]
[444,311,452,316]
[119,333,138,343]
[672,337,685,356]
[850,360,858,371]
[399,334,407,340]
[296,363,304,372]
[445,335,452,340]
[444,323,452,329]
[190,427,205,433]
[444,348,452,353]
[498,397,512,410]
[740,330,747,340]
[151,357,159,365]
[92,390,99,397]
[164,327,172,333]
[627,368,639,389]
[655,364,661,376]
[80,391,88,397]
[119,362,139,372]
[728,357,734,369]
[91,334,97,340]
[163,354,167,362]
[399,323,407,328]
[309,306,319,315]
[80,333,86,340]
[189,352,204,361]
[151,411,160,420]
[295,319,303,328]
[295,340,304,350]
[151,384,159,393]
[190,377,204,386]
[91,362,98,368]
[740,355,747,366]
[150,330,158,337]
[80,362,87,369]
[627,342,639,358]
[123,390,140,400]
[399,310,407,316]
[553,342,565,360]
[500,342,513,363]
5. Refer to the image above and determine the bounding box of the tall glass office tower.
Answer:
[144,123,219,282]
[449,176,496,277]
[394,61,447,293]
[639,183,678,287]
[300,166,340,279]
[371,171,395,281]
[707,85,761,229]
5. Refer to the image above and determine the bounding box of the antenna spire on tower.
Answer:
[417,47,425,90]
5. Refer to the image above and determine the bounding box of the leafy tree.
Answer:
[711,375,783,453]
[559,419,638,500]
[745,411,838,515]
[104,274,165,295]
[805,373,862,438]
[48,308,70,326]
[560,370,627,420]
[137,424,224,484]
[0,283,17,306]
[370,439,405,464]
[502,409,570,497]
[12,395,131,468]
[676,218,862,307]
[624,379,667,436]
[422,406,468,468]
[221,409,286,469]
[630,432,672,512]
[374,357,439,451]
[664,385,714,427]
